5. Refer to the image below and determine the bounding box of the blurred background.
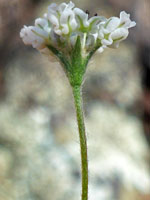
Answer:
[0,0,150,200]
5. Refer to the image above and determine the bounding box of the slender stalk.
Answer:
[72,85,88,200]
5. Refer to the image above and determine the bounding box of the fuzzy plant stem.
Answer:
[72,85,88,200]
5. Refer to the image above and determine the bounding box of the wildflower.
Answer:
[20,3,136,200]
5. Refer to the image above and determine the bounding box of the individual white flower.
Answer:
[20,18,52,49]
[20,26,45,49]
[47,2,77,35]
[98,11,136,48]
[74,8,106,33]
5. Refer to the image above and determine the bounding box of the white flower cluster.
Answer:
[20,1,136,55]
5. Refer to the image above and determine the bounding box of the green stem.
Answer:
[72,85,88,200]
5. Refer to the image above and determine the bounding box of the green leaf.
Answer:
[69,36,85,87]
[71,36,82,67]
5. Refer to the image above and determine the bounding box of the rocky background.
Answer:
[0,0,150,200]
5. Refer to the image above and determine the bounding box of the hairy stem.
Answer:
[72,85,88,200]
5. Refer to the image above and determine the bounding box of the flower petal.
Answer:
[110,27,129,41]
[105,17,120,32]
[74,8,89,28]
[35,18,48,29]
[67,1,75,9]
[88,16,106,33]
[101,38,113,46]
[120,11,136,28]
[48,14,59,29]
[48,3,57,14]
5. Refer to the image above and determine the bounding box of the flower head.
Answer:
[20,2,136,86]
[20,2,136,56]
